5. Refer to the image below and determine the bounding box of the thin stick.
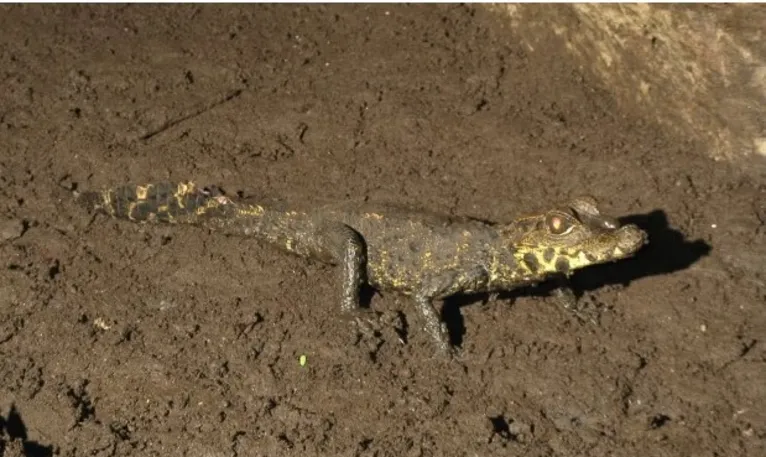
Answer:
[139,89,243,141]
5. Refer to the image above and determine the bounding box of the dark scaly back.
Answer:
[77,181,235,224]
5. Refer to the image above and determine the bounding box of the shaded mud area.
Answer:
[1,5,764,457]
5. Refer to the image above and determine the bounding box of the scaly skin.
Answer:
[78,181,648,355]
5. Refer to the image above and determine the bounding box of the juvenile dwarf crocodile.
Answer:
[78,181,647,354]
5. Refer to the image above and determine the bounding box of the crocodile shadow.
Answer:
[442,209,712,347]
[0,404,53,457]
[568,209,712,293]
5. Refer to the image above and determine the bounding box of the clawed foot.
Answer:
[341,309,461,359]
[340,309,404,350]
[566,302,602,325]
[552,286,601,325]
[441,340,462,360]
[348,309,385,339]
[423,319,463,360]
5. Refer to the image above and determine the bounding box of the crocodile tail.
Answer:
[77,181,235,223]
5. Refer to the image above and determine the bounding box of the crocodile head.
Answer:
[505,196,647,277]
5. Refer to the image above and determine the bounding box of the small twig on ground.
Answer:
[139,88,243,141]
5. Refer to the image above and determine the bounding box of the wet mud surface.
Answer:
[1,5,764,457]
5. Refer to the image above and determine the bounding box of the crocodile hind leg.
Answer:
[414,294,453,355]
[311,222,367,313]
[310,222,391,347]
[412,270,488,356]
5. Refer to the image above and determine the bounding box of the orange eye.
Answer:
[548,214,573,235]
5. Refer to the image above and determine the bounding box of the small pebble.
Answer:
[93,317,111,330]
[158,300,176,311]
[0,219,24,242]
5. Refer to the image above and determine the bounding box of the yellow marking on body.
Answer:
[570,251,596,270]
[540,249,558,272]
[511,250,537,275]
[455,242,469,260]
[127,202,138,221]
[422,251,433,269]
[194,195,226,216]
[539,249,573,272]
[177,181,193,196]
[364,212,384,220]
[445,230,474,270]
[489,251,523,284]
[135,185,150,200]
[265,233,279,244]
[389,277,407,288]
[100,191,115,214]
[517,247,601,277]
[175,182,194,208]
[285,237,295,252]
[238,204,265,217]
[375,249,407,288]
[378,250,388,270]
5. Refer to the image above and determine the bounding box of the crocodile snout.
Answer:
[614,224,647,257]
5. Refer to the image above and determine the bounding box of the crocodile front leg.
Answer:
[551,276,599,324]
[413,294,452,355]
[415,266,489,355]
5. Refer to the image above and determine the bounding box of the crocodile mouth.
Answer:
[562,224,648,271]
[565,224,647,270]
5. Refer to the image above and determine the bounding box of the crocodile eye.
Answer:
[547,214,574,235]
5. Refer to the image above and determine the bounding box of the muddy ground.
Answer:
[1,4,764,457]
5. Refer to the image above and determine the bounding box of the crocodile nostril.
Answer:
[616,225,648,253]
